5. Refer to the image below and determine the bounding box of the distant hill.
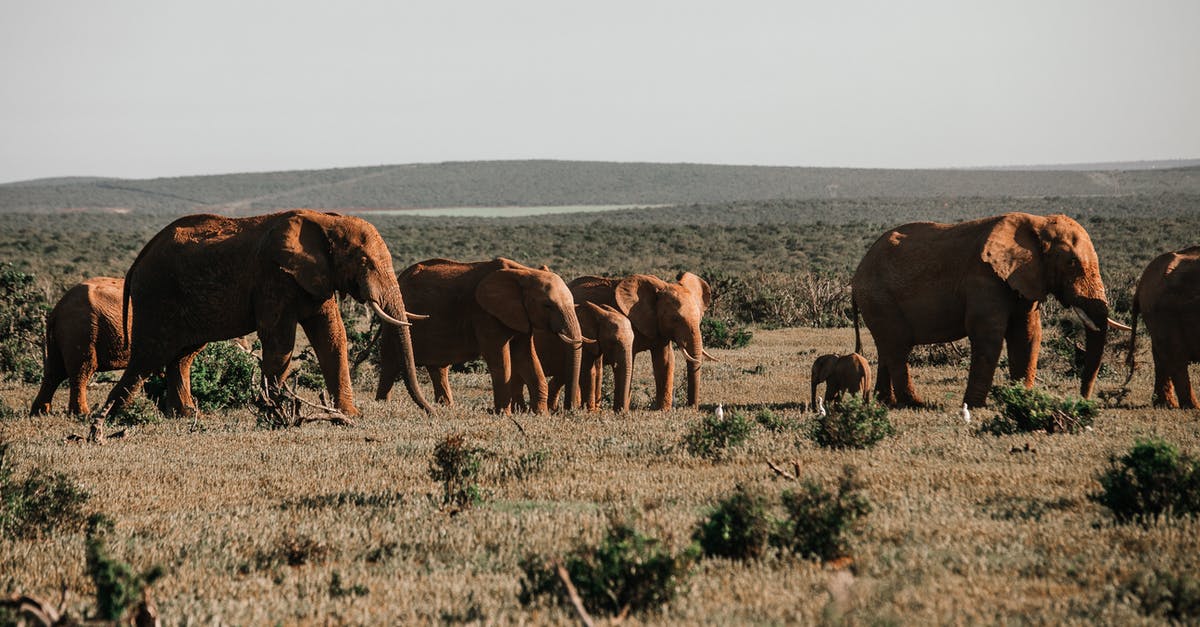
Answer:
[2,160,1200,214]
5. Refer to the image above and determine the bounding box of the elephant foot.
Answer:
[29,404,51,417]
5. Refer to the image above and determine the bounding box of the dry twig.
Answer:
[553,559,595,627]
[767,459,797,481]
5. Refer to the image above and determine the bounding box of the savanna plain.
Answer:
[2,180,1200,624]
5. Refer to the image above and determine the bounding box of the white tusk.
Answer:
[557,331,584,346]
[1071,306,1100,332]
[581,335,596,344]
[1107,317,1132,331]
[405,312,430,321]
[679,347,703,365]
[370,301,410,327]
[701,348,720,362]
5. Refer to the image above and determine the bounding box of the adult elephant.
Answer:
[1127,246,1200,408]
[526,301,634,413]
[376,258,586,414]
[30,277,202,415]
[103,210,431,417]
[851,212,1129,408]
[569,272,714,410]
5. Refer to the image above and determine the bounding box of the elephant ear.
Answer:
[268,214,334,301]
[615,275,662,338]
[476,269,531,334]
[676,271,713,310]
[981,215,1046,301]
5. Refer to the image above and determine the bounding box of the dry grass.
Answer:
[2,327,1199,624]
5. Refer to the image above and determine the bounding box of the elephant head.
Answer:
[579,301,635,412]
[810,354,839,409]
[269,211,432,412]
[981,213,1119,398]
[476,264,586,409]
[614,271,713,407]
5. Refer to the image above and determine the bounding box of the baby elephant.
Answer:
[811,353,872,408]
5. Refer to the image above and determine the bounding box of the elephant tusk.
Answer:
[701,348,721,362]
[1070,306,1100,333]
[405,312,430,321]
[370,301,411,327]
[679,347,703,365]
[557,331,589,346]
[1107,317,1132,331]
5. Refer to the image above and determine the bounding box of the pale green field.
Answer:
[2,327,1198,624]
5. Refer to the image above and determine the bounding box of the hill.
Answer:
[3,160,1200,214]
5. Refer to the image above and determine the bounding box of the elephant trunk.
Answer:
[556,308,584,411]
[680,330,704,408]
[374,277,433,414]
[612,343,633,413]
[1075,298,1109,399]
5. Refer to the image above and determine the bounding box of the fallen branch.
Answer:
[553,559,595,627]
[767,459,797,481]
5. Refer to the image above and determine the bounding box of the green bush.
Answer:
[981,385,1097,435]
[1091,438,1200,524]
[700,317,752,350]
[693,485,771,560]
[684,410,753,460]
[86,514,165,621]
[107,395,163,427]
[0,442,90,539]
[0,264,49,383]
[808,396,894,449]
[1124,568,1200,622]
[429,434,487,508]
[519,519,697,617]
[145,340,260,413]
[770,465,871,561]
[755,408,801,432]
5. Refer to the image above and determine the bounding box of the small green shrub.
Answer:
[755,408,801,432]
[981,385,1097,435]
[107,395,163,427]
[808,396,894,449]
[693,484,771,560]
[0,264,49,384]
[328,570,369,598]
[770,465,871,561]
[1124,568,1200,622]
[1092,438,1200,523]
[86,514,165,621]
[0,442,90,539]
[253,533,331,570]
[519,519,697,617]
[145,340,260,412]
[684,410,753,460]
[0,398,19,421]
[701,317,752,349]
[429,434,487,508]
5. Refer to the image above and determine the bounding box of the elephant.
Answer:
[102,209,431,418]
[516,301,635,413]
[1127,245,1200,408]
[811,353,871,408]
[376,257,586,414]
[569,271,714,410]
[851,212,1129,408]
[29,277,202,415]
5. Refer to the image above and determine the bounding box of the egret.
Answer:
[960,403,971,423]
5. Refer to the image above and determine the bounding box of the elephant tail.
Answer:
[1124,298,1139,386]
[852,297,862,355]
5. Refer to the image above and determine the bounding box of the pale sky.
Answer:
[1,0,1198,183]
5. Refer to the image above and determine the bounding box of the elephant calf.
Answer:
[810,353,872,408]
[520,300,635,413]
[1128,245,1200,408]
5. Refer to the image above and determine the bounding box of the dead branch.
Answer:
[0,593,64,626]
[553,559,595,627]
[767,459,797,481]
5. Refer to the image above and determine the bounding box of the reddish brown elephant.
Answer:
[811,353,871,408]
[103,210,430,418]
[377,258,586,414]
[1127,245,1200,408]
[30,277,202,415]
[569,271,713,410]
[852,212,1128,408]
[520,301,634,413]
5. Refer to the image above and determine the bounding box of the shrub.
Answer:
[808,396,894,449]
[328,571,369,598]
[1091,438,1200,523]
[693,484,771,560]
[0,442,90,539]
[519,520,697,617]
[684,410,753,460]
[145,340,260,412]
[981,385,1097,435]
[0,264,49,383]
[253,533,331,570]
[107,395,163,427]
[700,317,752,350]
[429,434,487,508]
[770,465,870,561]
[86,514,165,621]
[1124,568,1200,622]
[755,408,801,432]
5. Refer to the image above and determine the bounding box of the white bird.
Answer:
[817,398,827,417]
[960,403,971,423]
[715,403,725,420]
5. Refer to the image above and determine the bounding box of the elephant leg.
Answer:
[511,335,548,414]
[428,366,454,405]
[164,347,202,416]
[650,343,675,411]
[878,343,921,408]
[1005,302,1041,388]
[579,353,599,411]
[299,302,358,416]
[482,339,514,414]
[874,362,894,407]
[1169,363,1197,409]
[258,323,298,398]
[31,346,68,415]
[963,332,1005,408]
[1151,344,1179,408]
[68,361,96,416]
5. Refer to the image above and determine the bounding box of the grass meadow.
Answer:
[1,193,1199,624]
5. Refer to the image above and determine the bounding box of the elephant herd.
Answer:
[25,209,1200,422]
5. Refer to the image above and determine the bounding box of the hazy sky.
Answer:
[2,1,1198,182]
